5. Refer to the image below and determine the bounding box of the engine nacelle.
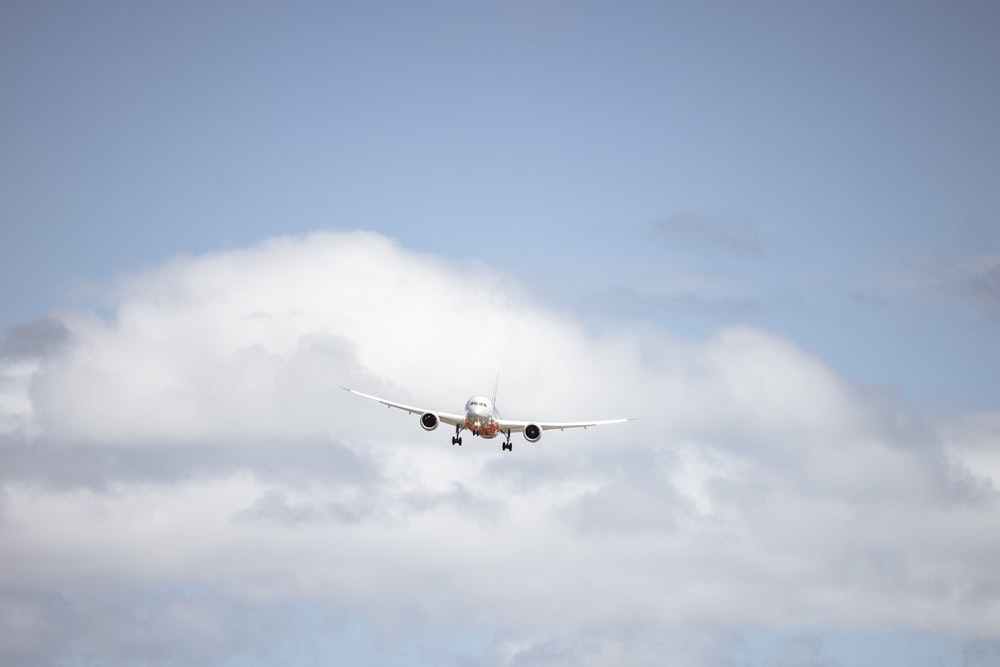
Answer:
[523,424,542,442]
[420,412,440,431]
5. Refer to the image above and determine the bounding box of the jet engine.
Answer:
[523,424,542,442]
[420,412,439,431]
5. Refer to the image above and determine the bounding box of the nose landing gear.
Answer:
[450,426,513,451]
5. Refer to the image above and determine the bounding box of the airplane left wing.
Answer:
[500,418,634,433]
[340,387,466,426]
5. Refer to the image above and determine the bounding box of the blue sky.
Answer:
[4,1,999,410]
[2,2,1000,666]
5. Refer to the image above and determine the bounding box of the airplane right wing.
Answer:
[340,387,467,426]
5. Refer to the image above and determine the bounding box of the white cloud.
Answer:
[0,358,37,438]
[1,230,998,665]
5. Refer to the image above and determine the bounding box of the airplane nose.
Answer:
[465,397,495,428]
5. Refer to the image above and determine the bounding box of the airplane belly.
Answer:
[465,416,500,438]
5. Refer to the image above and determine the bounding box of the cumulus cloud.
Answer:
[1,316,72,359]
[1,230,998,666]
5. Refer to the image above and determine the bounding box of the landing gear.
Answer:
[502,429,512,452]
[452,425,463,446]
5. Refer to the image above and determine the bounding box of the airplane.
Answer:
[341,384,632,451]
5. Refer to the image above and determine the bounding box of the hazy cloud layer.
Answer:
[651,213,764,256]
[1,231,998,665]
[923,254,1000,315]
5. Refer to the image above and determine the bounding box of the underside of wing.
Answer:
[341,387,465,426]
[500,418,633,433]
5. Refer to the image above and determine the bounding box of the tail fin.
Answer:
[492,372,500,405]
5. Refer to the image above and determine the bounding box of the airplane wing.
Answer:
[499,418,633,432]
[340,387,467,426]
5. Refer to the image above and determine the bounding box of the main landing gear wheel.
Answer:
[502,442,512,452]
[452,436,463,446]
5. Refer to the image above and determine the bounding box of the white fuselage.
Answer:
[463,395,502,438]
